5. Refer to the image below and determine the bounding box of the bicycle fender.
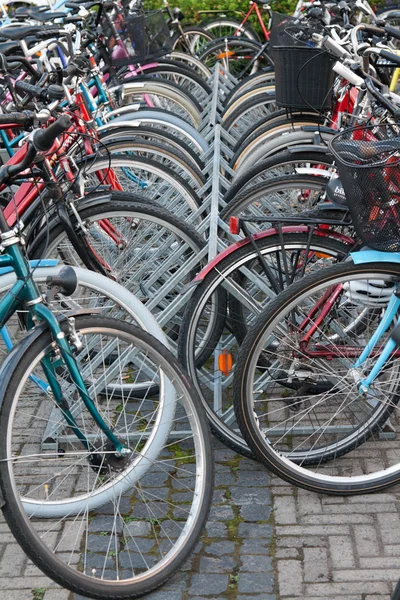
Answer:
[191,225,337,283]
[288,144,333,154]
[351,250,400,264]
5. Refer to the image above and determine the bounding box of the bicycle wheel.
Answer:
[231,117,328,172]
[224,68,275,106]
[30,194,204,341]
[199,37,272,79]
[234,260,400,494]
[78,154,201,217]
[222,93,277,140]
[171,25,215,54]
[0,315,213,597]
[221,175,328,223]
[98,126,204,172]
[96,138,205,188]
[167,51,212,80]
[120,63,211,106]
[202,18,260,41]
[114,78,202,125]
[101,108,208,154]
[178,233,351,458]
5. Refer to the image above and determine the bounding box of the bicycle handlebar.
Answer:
[32,115,72,152]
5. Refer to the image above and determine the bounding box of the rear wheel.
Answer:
[178,233,351,457]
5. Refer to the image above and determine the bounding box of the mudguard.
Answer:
[351,250,400,265]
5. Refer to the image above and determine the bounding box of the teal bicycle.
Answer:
[0,115,213,598]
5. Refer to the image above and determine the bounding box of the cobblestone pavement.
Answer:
[1,439,399,600]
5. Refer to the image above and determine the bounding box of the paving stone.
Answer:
[206,541,236,555]
[238,523,273,538]
[237,596,276,600]
[306,582,390,595]
[240,503,272,522]
[208,505,234,521]
[303,547,329,583]
[43,591,70,600]
[0,544,26,576]
[199,556,238,573]
[333,569,399,582]
[240,555,273,572]
[238,572,274,594]
[231,488,271,505]
[274,495,297,524]
[235,471,271,487]
[205,522,227,538]
[189,574,229,595]
[354,524,381,557]
[277,560,303,597]
[240,539,271,554]
[329,536,356,569]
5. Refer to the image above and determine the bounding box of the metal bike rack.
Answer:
[40,63,396,450]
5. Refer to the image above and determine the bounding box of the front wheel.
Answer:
[0,316,213,598]
[234,261,400,494]
[171,26,215,54]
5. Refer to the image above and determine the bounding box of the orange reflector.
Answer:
[229,216,240,235]
[218,349,233,376]
[216,51,235,59]
[314,253,330,259]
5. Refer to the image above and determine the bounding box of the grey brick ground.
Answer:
[2,439,400,599]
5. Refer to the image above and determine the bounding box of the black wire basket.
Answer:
[329,124,400,251]
[111,10,172,67]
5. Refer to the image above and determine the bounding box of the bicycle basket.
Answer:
[273,46,335,111]
[111,10,172,67]
[329,124,400,251]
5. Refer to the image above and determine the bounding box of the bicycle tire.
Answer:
[221,175,328,223]
[98,125,204,171]
[178,232,352,458]
[198,37,272,79]
[222,93,277,139]
[231,116,328,172]
[96,138,205,188]
[0,315,214,597]
[202,18,260,41]
[77,153,201,216]
[171,25,215,54]
[234,260,400,494]
[224,68,275,106]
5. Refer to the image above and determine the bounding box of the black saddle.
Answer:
[0,26,43,41]
[0,41,23,56]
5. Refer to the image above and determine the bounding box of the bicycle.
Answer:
[0,113,214,598]
[232,123,400,493]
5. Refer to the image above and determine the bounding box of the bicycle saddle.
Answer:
[0,41,23,56]
[253,0,269,5]
[0,26,43,41]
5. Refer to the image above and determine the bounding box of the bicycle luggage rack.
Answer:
[40,63,396,449]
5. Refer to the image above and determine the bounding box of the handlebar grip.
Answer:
[323,35,351,59]
[32,115,72,152]
[62,63,78,80]
[15,80,43,98]
[332,61,365,87]
[385,24,400,42]
[380,49,400,66]
[0,112,30,125]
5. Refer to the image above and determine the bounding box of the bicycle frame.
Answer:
[297,249,400,394]
[0,217,128,454]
